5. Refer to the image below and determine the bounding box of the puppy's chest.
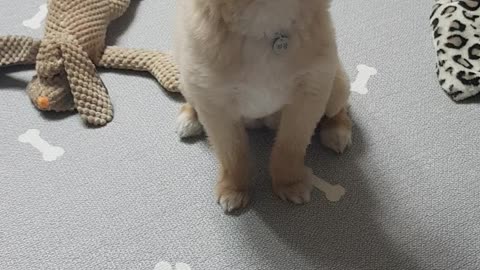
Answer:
[207,1,307,119]
[227,1,304,119]
[229,43,297,119]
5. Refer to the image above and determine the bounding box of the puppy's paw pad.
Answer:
[320,126,352,154]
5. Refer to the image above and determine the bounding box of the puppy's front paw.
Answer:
[273,179,312,204]
[320,125,352,154]
[215,182,249,212]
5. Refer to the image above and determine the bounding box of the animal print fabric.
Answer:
[431,0,480,101]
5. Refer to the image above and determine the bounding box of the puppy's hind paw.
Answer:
[320,125,352,154]
[176,104,204,138]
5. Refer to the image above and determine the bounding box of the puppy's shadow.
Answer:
[243,114,422,269]
[179,112,422,267]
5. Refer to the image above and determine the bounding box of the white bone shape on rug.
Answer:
[154,261,191,270]
[351,64,377,95]
[18,129,64,161]
[23,4,48,30]
[306,168,346,202]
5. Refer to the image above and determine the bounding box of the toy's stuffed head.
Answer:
[1,0,177,126]
[27,73,74,112]
[26,39,75,112]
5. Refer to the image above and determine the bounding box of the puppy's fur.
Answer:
[175,0,352,212]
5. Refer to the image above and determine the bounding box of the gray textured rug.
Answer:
[1,1,479,269]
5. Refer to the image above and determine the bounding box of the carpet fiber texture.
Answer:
[1,1,479,269]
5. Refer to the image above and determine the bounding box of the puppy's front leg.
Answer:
[196,106,250,212]
[270,78,332,204]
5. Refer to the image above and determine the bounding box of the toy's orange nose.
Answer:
[37,96,50,110]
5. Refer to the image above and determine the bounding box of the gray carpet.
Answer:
[1,1,479,269]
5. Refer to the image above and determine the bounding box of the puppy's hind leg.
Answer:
[320,108,352,154]
[176,103,204,138]
[320,64,353,154]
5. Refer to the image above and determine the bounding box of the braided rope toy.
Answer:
[0,0,180,126]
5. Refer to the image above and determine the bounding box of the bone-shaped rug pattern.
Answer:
[18,129,65,161]
[306,168,346,202]
[22,4,48,30]
[154,261,191,270]
[351,64,377,95]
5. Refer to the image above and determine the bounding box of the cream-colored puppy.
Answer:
[175,0,352,212]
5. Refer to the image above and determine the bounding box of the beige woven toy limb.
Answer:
[98,46,180,93]
[0,0,180,126]
[0,36,40,66]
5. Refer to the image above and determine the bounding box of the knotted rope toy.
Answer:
[0,0,180,126]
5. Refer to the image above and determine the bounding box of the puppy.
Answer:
[174,0,352,212]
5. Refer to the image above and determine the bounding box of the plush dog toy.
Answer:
[0,0,180,126]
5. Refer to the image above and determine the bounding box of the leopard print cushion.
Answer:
[431,0,480,101]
